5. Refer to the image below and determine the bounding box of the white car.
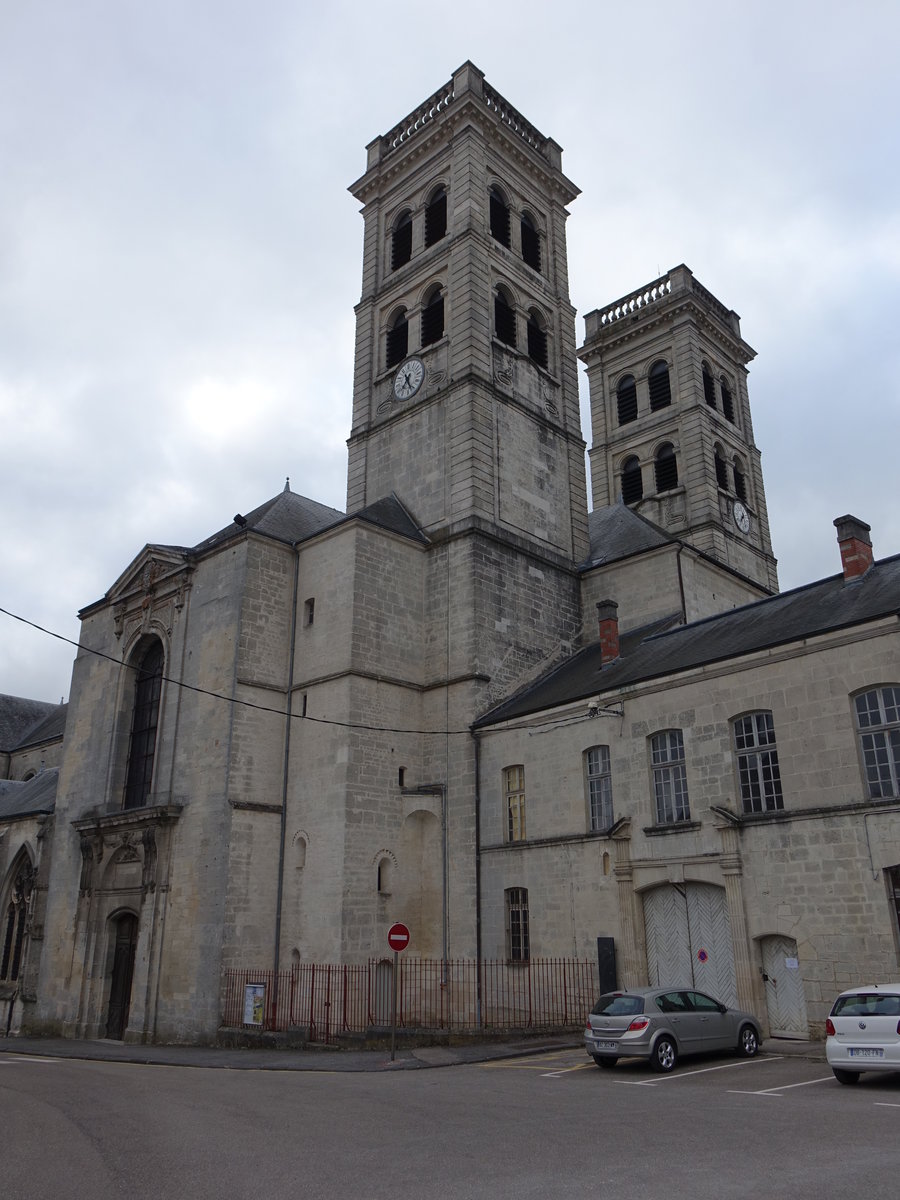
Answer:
[825,984,900,1084]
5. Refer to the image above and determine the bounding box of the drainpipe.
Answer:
[271,547,300,1021]
[473,731,482,1029]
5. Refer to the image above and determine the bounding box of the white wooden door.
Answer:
[761,935,809,1038]
[644,883,738,1008]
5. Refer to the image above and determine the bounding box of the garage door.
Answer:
[643,883,738,1008]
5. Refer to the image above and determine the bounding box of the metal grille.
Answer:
[222,957,598,1043]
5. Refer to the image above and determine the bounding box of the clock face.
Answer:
[393,357,425,401]
[733,500,751,534]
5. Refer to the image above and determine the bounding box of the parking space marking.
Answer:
[541,1062,595,1077]
[728,1074,833,1096]
[874,1102,900,1108]
[613,1056,784,1086]
[0,1055,60,1064]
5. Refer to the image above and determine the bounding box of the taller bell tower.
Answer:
[347,62,588,568]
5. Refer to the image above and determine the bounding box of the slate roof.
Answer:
[0,696,65,753]
[476,554,900,726]
[0,769,58,821]
[583,502,673,568]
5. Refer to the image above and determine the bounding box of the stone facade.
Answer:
[2,64,898,1045]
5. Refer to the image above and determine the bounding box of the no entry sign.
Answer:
[387,922,410,953]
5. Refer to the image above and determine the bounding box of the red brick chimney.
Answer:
[597,600,620,664]
[834,515,873,581]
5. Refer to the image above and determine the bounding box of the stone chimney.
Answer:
[596,600,620,664]
[834,515,873,581]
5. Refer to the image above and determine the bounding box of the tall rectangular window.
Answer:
[504,765,526,842]
[855,687,900,798]
[734,711,783,813]
[586,746,613,831]
[505,887,529,962]
[650,730,690,824]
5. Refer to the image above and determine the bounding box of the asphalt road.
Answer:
[2,1047,898,1199]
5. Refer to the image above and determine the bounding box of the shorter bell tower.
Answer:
[579,265,778,592]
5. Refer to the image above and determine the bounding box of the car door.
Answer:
[686,990,733,1051]
[654,990,695,1050]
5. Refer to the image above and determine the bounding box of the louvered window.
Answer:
[654,443,678,492]
[424,188,447,247]
[521,212,541,271]
[715,449,729,489]
[490,187,511,248]
[617,375,637,424]
[648,360,672,410]
[622,456,643,504]
[386,310,408,369]
[494,289,516,347]
[733,458,747,501]
[421,288,444,346]
[734,711,783,813]
[703,363,716,407]
[721,377,735,422]
[526,312,548,369]
[391,211,412,271]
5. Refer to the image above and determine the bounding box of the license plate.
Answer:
[848,1048,884,1058]
[596,1040,617,1050]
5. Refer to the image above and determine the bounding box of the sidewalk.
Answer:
[0,1034,825,1072]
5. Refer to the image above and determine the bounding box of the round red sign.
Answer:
[387,922,411,952]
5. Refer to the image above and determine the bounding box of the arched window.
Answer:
[123,639,164,810]
[648,360,672,410]
[733,456,747,502]
[714,445,729,489]
[621,456,643,504]
[654,443,678,492]
[489,186,511,248]
[0,855,33,983]
[424,187,447,248]
[420,285,444,346]
[702,362,717,408]
[520,211,541,272]
[391,209,412,271]
[526,309,548,369]
[386,308,409,369]
[720,376,735,422]
[616,374,637,425]
[494,286,516,347]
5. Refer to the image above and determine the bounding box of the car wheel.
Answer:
[651,1036,677,1073]
[832,1068,860,1085]
[737,1025,759,1057]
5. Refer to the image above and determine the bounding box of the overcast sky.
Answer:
[3,0,898,703]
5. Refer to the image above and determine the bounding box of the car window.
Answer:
[832,993,900,1017]
[688,991,722,1013]
[591,993,645,1016]
[655,991,689,1013]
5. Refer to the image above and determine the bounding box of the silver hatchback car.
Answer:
[585,987,762,1072]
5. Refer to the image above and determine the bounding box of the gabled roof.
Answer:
[352,495,429,543]
[0,696,64,753]
[476,555,900,727]
[196,489,347,551]
[0,769,58,821]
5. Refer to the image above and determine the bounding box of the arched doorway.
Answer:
[105,913,138,1039]
[643,883,738,1007]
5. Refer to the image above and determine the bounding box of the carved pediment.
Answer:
[104,547,194,641]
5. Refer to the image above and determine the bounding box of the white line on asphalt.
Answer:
[728,1075,834,1096]
[0,1055,60,1064]
[614,1056,785,1085]
[874,1102,900,1108]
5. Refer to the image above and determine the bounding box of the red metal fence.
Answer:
[222,958,598,1043]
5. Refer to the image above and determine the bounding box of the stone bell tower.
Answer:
[346,61,588,569]
[579,265,778,592]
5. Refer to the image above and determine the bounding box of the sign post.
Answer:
[387,922,410,1061]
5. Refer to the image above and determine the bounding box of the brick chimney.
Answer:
[834,515,873,581]
[596,600,620,664]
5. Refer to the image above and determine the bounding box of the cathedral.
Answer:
[2,63,899,1045]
